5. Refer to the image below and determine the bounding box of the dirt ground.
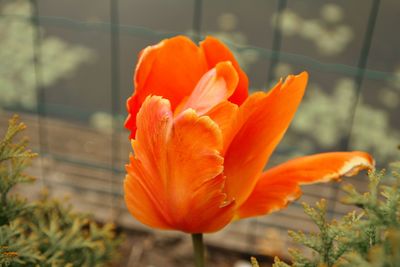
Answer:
[113,229,273,267]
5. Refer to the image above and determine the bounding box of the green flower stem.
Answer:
[191,233,205,267]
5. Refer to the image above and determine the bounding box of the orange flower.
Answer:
[124,36,374,233]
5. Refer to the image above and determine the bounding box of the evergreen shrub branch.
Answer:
[0,115,121,267]
[271,160,400,267]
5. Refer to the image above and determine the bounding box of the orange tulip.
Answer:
[124,36,374,233]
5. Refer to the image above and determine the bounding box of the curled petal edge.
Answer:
[236,151,374,219]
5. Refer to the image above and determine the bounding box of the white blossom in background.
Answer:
[379,88,399,109]
[89,111,124,133]
[202,12,260,72]
[271,10,302,37]
[301,19,324,40]
[89,112,113,133]
[274,62,293,78]
[271,4,354,56]
[0,0,94,110]
[217,13,238,32]
[352,102,400,161]
[320,4,344,24]
[289,78,400,162]
[336,25,353,44]
[291,81,353,147]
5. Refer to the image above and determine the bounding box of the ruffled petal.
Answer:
[126,36,249,139]
[124,96,235,233]
[168,108,235,232]
[223,72,308,206]
[236,151,374,219]
[200,36,249,104]
[124,161,171,229]
[124,96,174,229]
[175,61,238,116]
[206,101,239,152]
[125,36,209,138]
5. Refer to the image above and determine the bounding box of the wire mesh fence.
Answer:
[0,0,399,256]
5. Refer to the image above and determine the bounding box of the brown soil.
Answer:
[112,229,273,267]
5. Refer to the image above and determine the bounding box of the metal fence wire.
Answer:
[0,0,397,256]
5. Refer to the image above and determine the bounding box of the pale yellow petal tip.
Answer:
[143,94,171,108]
[130,139,135,148]
[341,154,375,177]
[319,153,374,183]
[267,190,303,216]
[283,71,308,82]
[277,71,308,92]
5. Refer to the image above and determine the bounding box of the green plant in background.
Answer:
[286,79,400,163]
[268,3,399,164]
[0,116,121,267]
[186,12,260,72]
[0,0,93,110]
[201,6,399,164]
[269,161,400,267]
[210,12,260,72]
[271,4,353,56]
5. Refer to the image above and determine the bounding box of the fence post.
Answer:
[29,0,49,188]
[110,0,121,223]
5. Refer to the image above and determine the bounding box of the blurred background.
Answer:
[0,0,399,266]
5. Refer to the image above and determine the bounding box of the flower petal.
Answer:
[124,96,174,229]
[168,108,236,232]
[125,95,235,233]
[126,36,248,139]
[124,161,171,229]
[200,36,249,104]
[175,61,239,116]
[236,151,374,219]
[125,36,209,138]
[206,101,239,152]
[223,72,308,206]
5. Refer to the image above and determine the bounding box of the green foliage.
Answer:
[0,115,121,267]
[273,164,400,267]
[0,116,36,225]
[285,79,400,163]
[250,256,260,267]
